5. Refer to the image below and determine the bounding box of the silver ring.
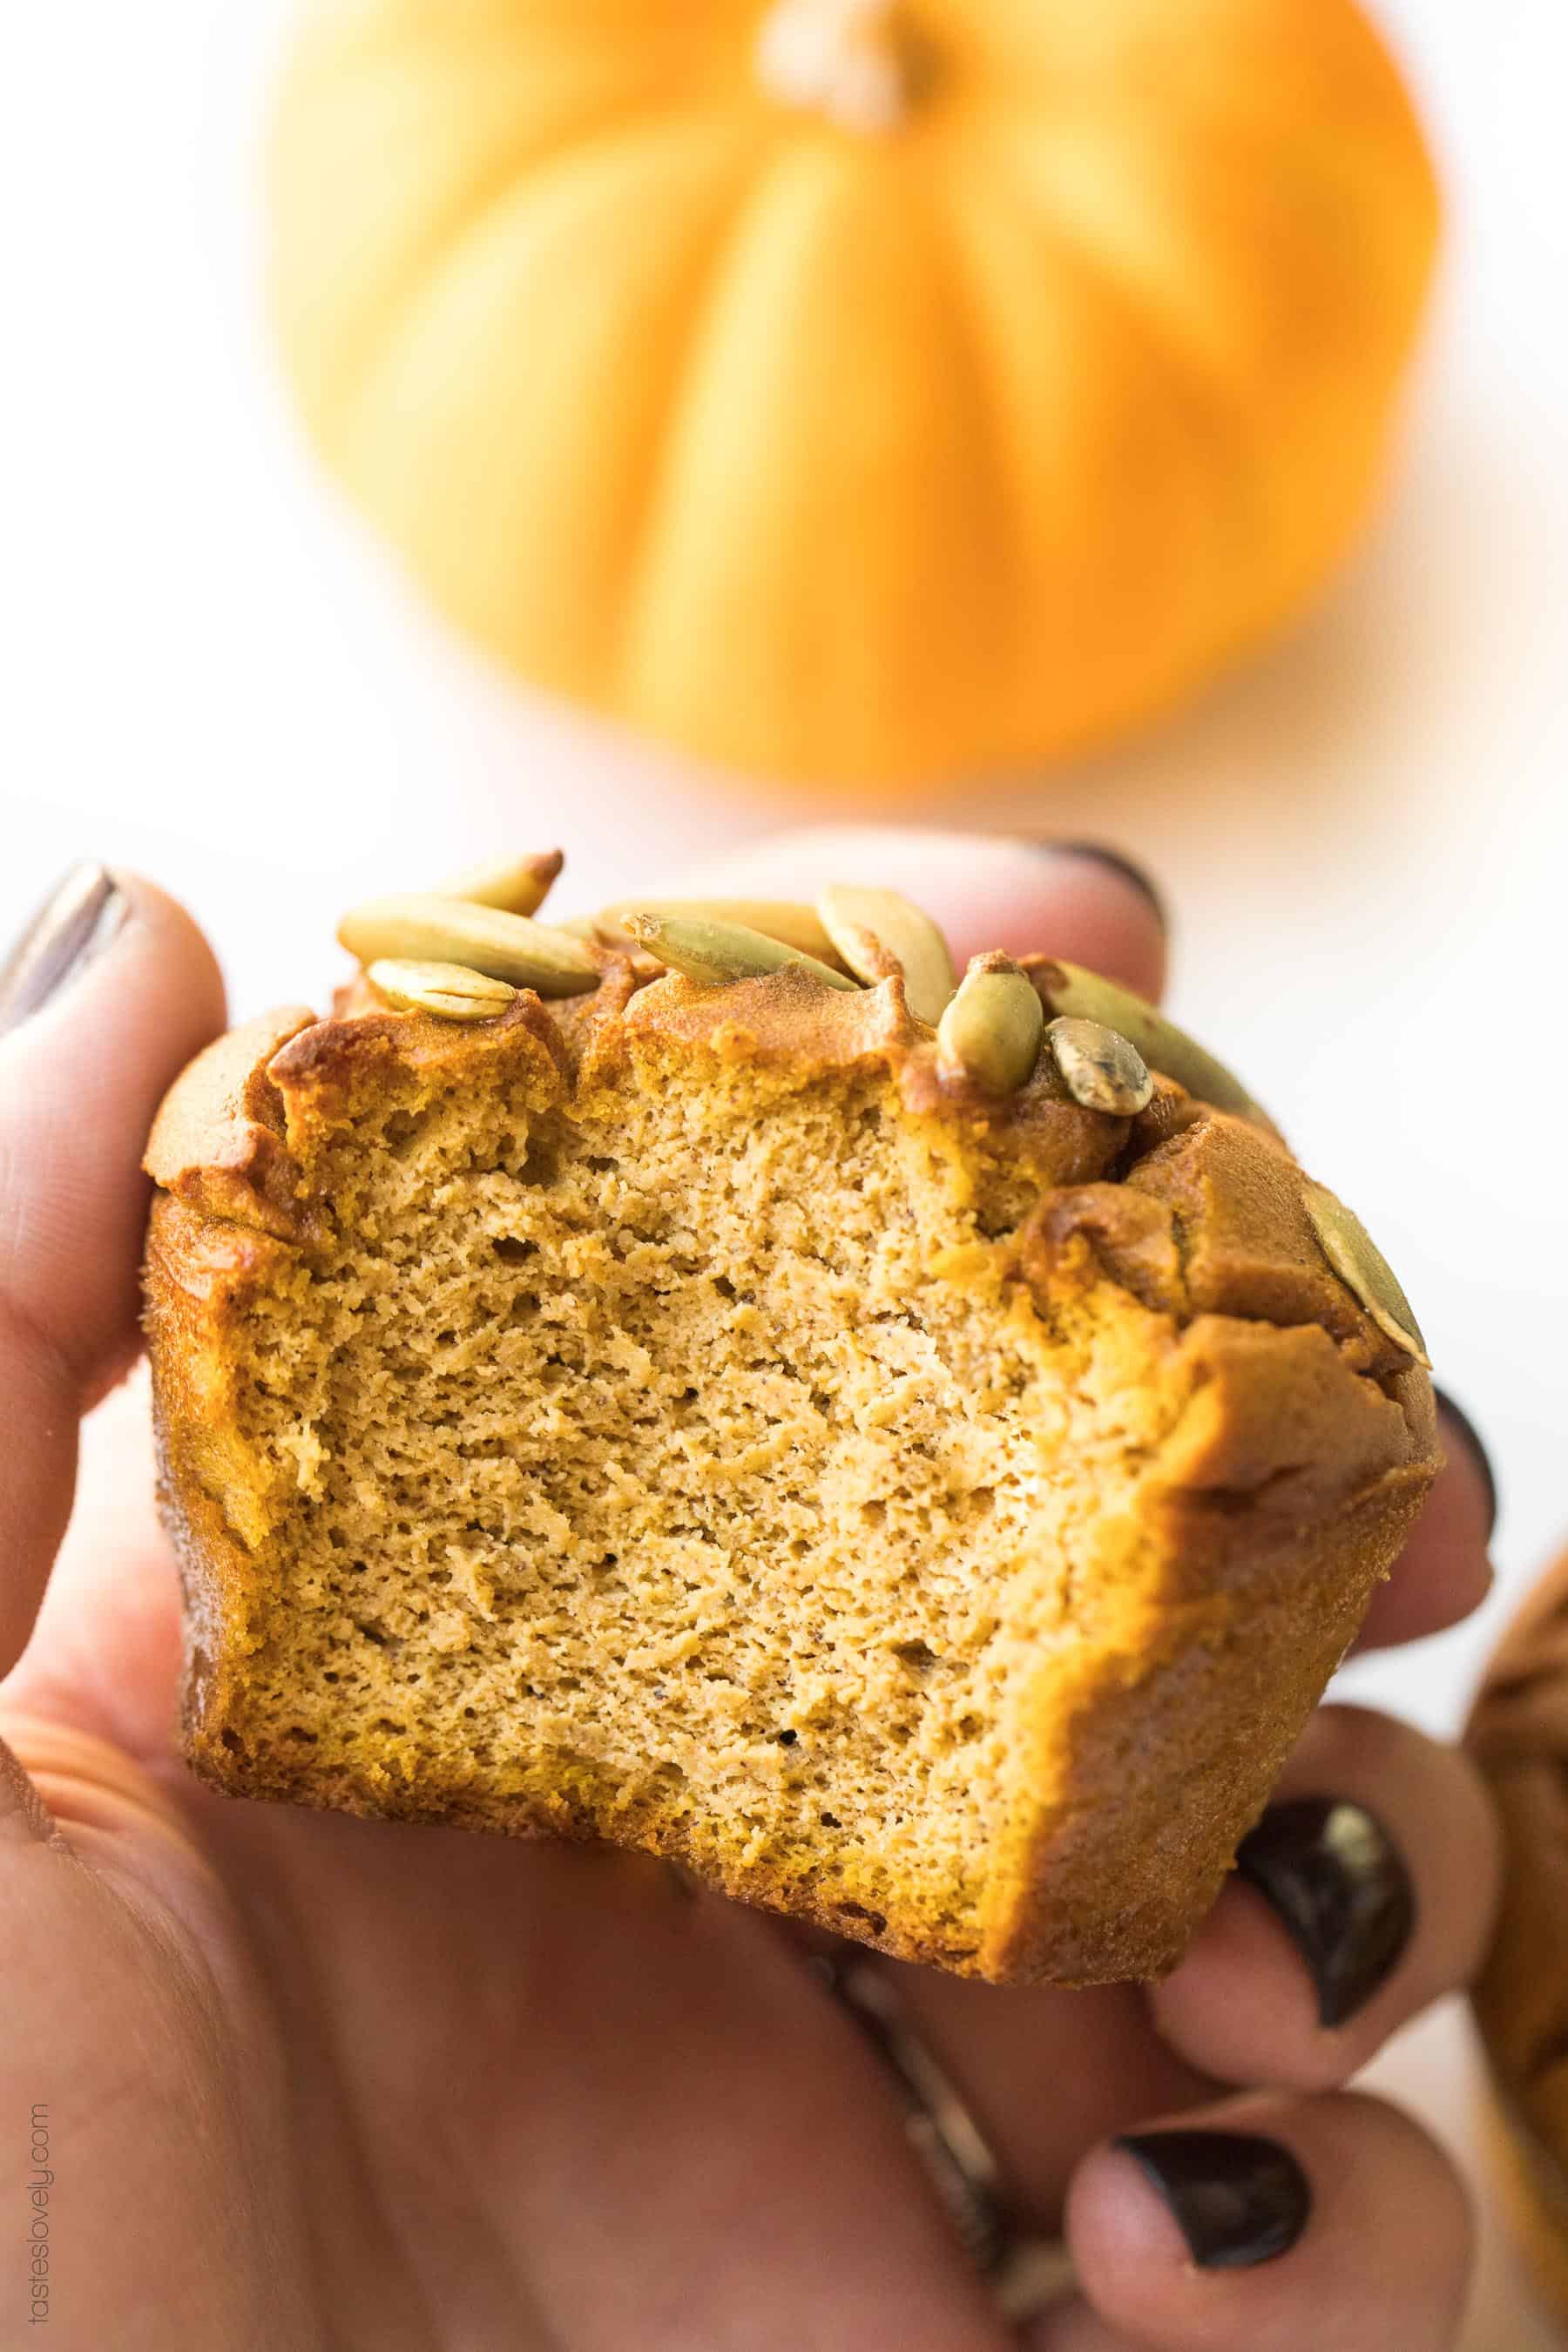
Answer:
[819,1958,1077,2328]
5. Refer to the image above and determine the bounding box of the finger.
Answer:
[308,1834,1020,2352]
[1353,1391,1497,1650]
[0,867,226,1680]
[3,1371,186,1771]
[1150,1705,1500,2094]
[666,827,1169,1000]
[1020,2303,1144,2352]
[868,1967,1213,2233]
[1043,2089,1471,2352]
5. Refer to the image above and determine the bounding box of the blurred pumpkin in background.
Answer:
[271,0,1439,793]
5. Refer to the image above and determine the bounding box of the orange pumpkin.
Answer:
[272,0,1439,790]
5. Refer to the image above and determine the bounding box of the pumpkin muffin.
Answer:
[1467,1546,1568,2327]
[141,861,1439,1984]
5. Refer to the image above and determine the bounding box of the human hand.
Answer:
[0,839,1498,2350]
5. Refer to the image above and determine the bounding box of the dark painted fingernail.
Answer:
[0,865,127,1038]
[1037,843,1166,933]
[1236,1797,1415,2029]
[1116,2130,1310,2270]
[1434,1388,1498,1541]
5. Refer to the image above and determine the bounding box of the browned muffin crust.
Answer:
[144,954,1437,1984]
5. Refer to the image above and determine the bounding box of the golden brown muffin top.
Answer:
[145,859,1435,1529]
[146,935,1425,1404]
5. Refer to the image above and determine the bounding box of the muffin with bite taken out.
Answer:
[141,854,1439,1985]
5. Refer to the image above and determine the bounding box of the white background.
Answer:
[3,7,1566,2342]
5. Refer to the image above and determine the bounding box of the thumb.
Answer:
[0,866,226,1678]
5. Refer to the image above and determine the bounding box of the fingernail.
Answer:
[1035,843,1166,934]
[1236,1797,1415,2029]
[1434,1388,1498,1542]
[1115,2130,1310,2270]
[0,865,127,1038]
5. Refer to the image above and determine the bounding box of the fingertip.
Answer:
[1066,2137,1199,2283]
[661,827,1169,1001]
[112,872,229,1051]
[1151,1708,1501,2096]
[924,835,1168,1000]
[1060,2127,1312,2337]
[2,868,226,1078]
[0,868,226,1382]
[1065,2093,1472,2351]
[1433,1390,1498,1541]
[1015,842,1167,992]
[1354,1397,1497,1652]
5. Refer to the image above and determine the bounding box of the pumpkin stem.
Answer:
[755,0,912,134]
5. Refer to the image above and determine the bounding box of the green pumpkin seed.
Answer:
[1033,961,1277,1133]
[366,959,518,1022]
[433,851,563,916]
[1045,1017,1153,1116]
[622,911,859,990]
[1302,1180,1431,1368]
[337,894,598,996]
[597,898,837,963]
[936,957,1044,1094]
[816,883,956,1026]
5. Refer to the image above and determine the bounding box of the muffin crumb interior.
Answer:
[222,1055,1168,1962]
